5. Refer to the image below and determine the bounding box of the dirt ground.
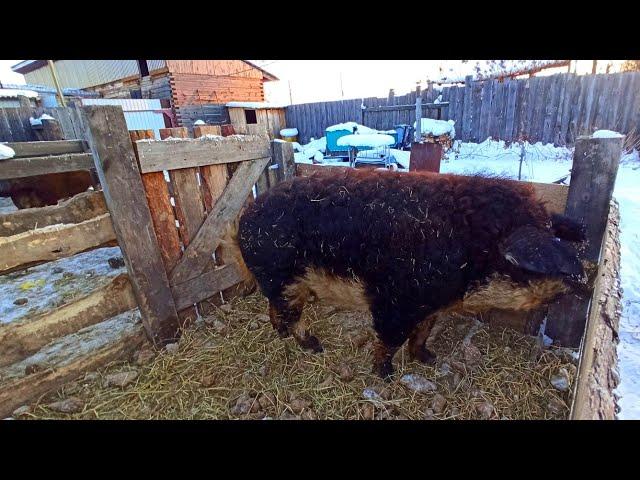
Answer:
[19,292,576,420]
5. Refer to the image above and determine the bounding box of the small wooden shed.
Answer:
[226,102,287,140]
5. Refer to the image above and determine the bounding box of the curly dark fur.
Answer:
[237,169,582,377]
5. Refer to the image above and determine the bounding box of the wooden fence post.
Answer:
[80,105,181,346]
[545,134,624,347]
[414,83,422,141]
[272,140,296,182]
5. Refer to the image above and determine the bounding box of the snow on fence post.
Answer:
[546,133,624,347]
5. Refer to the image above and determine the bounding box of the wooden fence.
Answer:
[0,101,85,142]
[286,72,640,146]
[0,109,295,417]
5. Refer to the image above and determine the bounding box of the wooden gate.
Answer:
[81,105,292,346]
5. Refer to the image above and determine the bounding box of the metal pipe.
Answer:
[48,60,66,107]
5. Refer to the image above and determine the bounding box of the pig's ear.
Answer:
[499,226,583,277]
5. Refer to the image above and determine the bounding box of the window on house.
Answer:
[244,109,258,124]
[137,60,149,77]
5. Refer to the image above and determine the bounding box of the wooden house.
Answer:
[11,60,278,132]
[226,102,287,140]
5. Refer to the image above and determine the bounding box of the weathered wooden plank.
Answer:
[621,73,640,133]
[0,153,94,180]
[0,213,116,274]
[461,77,473,141]
[504,80,518,142]
[0,310,145,419]
[5,140,85,158]
[581,75,598,135]
[593,74,609,132]
[542,75,561,144]
[171,168,206,248]
[81,105,180,346]
[0,274,136,368]
[559,74,576,145]
[479,80,493,141]
[193,124,222,137]
[172,264,243,311]
[169,156,271,286]
[571,205,621,419]
[0,190,107,237]
[272,140,295,182]
[546,135,624,347]
[134,135,272,173]
[130,130,182,273]
[158,127,202,327]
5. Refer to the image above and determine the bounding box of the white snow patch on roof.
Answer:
[593,129,624,139]
[280,128,299,137]
[337,134,395,148]
[194,120,205,126]
[0,88,39,99]
[226,102,287,109]
[0,143,16,160]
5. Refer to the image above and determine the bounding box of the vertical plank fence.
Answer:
[285,72,640,146]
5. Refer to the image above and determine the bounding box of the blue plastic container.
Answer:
[325,128,353,155]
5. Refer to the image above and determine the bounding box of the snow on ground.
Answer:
[394,138,573,182]
[611,150,640,419]
[0,246,126,325]
[0,197,17,214]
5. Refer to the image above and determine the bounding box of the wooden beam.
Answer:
[0,274,136,368]
[5,140,85,158]
[363,102,450,112]
[0,213,116,274]
[134,135,271,173]
[0,310,145,419]
[169,156,270,286]
[0,190,107,237]
[81,105,181,346]
[171,264,243,311]
[546,135,624,347]
[571,204,621,419]
[0,153,94,180]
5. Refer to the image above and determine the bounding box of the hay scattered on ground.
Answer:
[23,292,576,420]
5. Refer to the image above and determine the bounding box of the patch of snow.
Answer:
[612,158,640,419]
[0,247,126,325]
[337,134,395,148]
[280,128,298,137]
[0,143,16,160]
[326,122,379,135]
[39,113,55,121]
[193,120,205,126]
[593,129,624,139]
[414,118,456,139]
[313,151,324,162]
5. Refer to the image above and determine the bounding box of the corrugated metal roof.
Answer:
[0,88,39,99]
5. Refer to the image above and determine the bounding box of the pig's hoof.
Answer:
[372,361,394,380]
[301,335,324,353]
[413,347,437,365]
[275,325,291,339]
